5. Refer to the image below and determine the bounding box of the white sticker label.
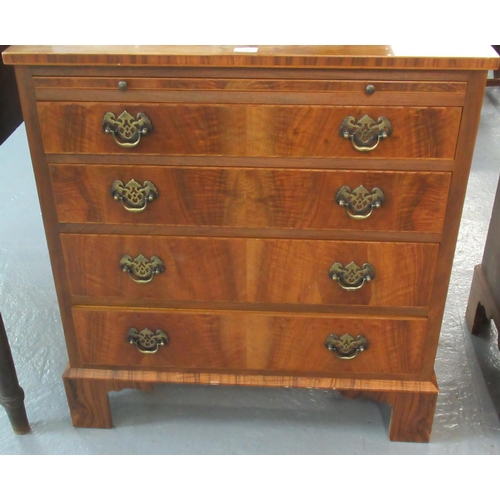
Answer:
[233,47,258,53]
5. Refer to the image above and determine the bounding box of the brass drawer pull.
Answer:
[120,254,165,283]
[329,261,375,290]
[336,185,385,219]
[111,179,159,212]
[102,110,153,148]
[127,328,169,354]
[324,333,368,360]
[340,114,392,152]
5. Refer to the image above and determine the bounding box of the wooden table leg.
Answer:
[63,373,113,429]
[339,377,439,443]
[0,313,30,434]
[62,367,157,428]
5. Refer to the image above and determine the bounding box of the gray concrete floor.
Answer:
[1,88,500,455]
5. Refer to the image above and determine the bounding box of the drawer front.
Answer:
[61,234,438,308]
[37,102,461,158]
[73,307,428,376]
[51,164,451,234]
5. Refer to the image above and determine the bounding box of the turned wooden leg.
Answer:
[63,371,113,428]
[340,385,438,443]
[0,313,30,434]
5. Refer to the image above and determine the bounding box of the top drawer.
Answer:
[36,102,462,159]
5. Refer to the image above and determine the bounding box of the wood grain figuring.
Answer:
[68,298,429,318]
[33,76,468,94]
[248,239,438,307]
[343,389,438,442]
[4,45,499,70]
[50,164,451,234]
[60,234,438,308]
[62,365,439,436]
[46,154,456,172]
[57,224,443,244]
[72,307,428,376]
[64,365,440,392]
[35,89,467,107]
[62,234,245,302]
[63,376,113,428]
[29,66,479,83]
[8,45,495,441]
[37,102,462,159]
[33,77,467,106]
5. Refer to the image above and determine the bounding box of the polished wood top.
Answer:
[3,45,499,69]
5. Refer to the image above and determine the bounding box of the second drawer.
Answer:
[61,234,438,308]
[50,165,451,234]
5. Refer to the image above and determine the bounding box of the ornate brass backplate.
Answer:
[111,179,159,212]
[127,328,169,354]
[324,333,368,360]
[120,254,165,283]
[328,261,375,290]
[340,114,392,152]
[102,110,153,148]
[335,185,385,219]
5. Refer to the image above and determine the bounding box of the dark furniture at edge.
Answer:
[466,174,500,353]
[0,313,30,434]
[0,46,28,433]
[0,45,22,145]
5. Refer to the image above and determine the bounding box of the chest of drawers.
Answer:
[4,45,498,442]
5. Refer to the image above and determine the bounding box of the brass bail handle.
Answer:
[335,185,385,220]
[127,328,169,354]
[340,114,392,152]
[324,333,368,360]
[329,261,375,291]
[111,179,159,213]
[120,254,165,284]
[102,110,153,148]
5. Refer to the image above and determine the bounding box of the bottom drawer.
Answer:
[73,307,427,376]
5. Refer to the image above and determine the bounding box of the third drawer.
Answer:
[61,234,439,308]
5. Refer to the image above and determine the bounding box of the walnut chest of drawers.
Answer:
[4,45,498,442]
